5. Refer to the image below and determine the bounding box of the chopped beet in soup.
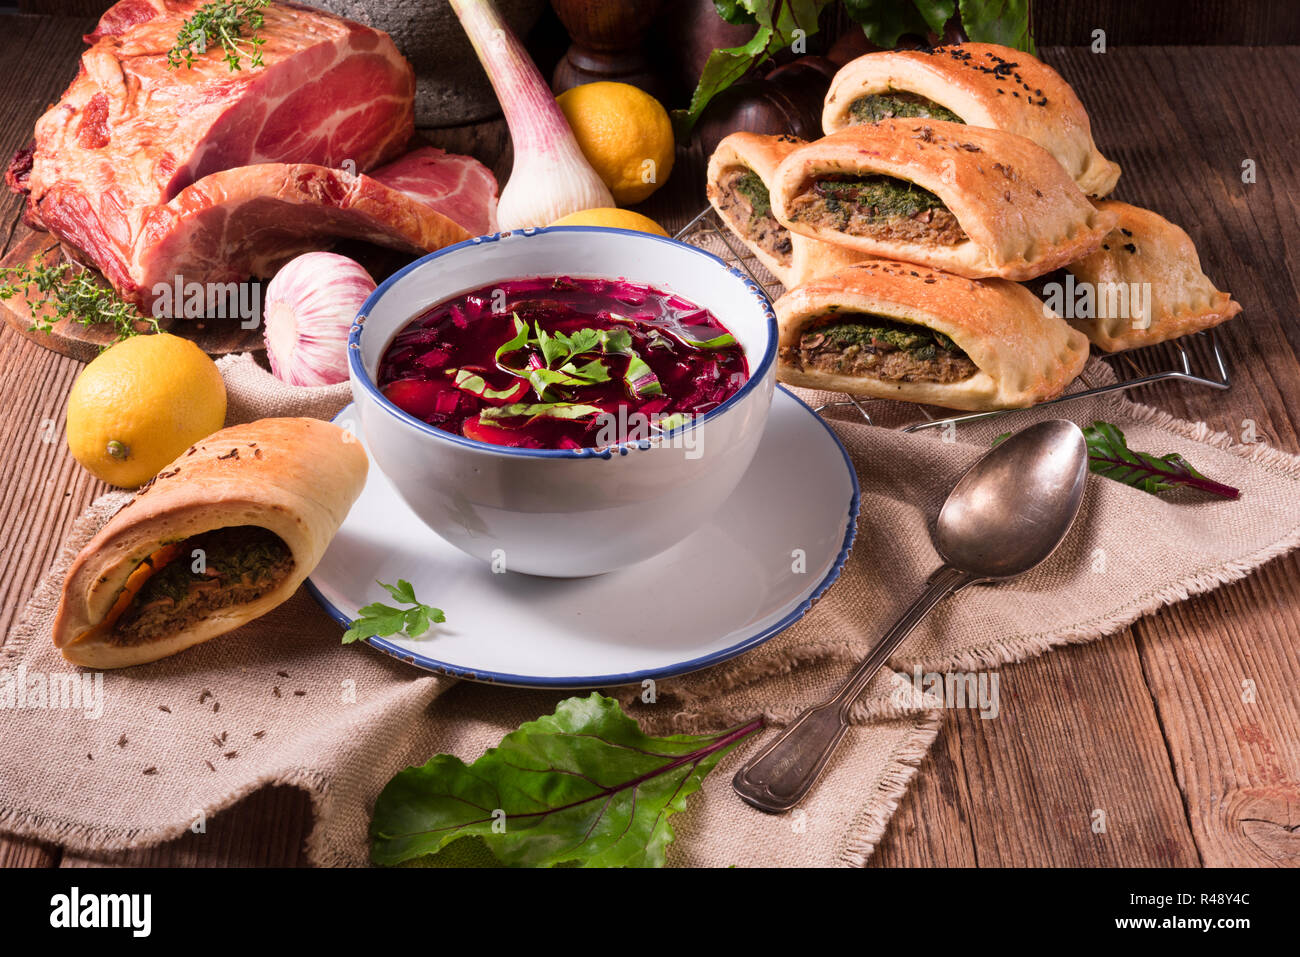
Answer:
[377,276,750,449]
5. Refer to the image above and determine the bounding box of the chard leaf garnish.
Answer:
[478,402,604,425]
[451,369,528,402]
[369,693,763,868]
[677,331,737,349]
[1083,421,1239,499]
[624,353,663,398]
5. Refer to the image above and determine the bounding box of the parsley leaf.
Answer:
[343,579,446,645]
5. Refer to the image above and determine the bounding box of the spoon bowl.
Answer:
[936,419,1090,579]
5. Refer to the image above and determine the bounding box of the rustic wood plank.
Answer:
[869,722,980,867]
[0,12,97,869]
[1033,1,1300,47]
[947,633,1200,866]
[1058,44,1300,866]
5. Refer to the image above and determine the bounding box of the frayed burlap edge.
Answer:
[837,710,945,867]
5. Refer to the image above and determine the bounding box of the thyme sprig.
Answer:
[0,260,158,343]
[167,0,270,72]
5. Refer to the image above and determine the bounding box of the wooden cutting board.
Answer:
[0,218,425,363]
[0,226,267,362]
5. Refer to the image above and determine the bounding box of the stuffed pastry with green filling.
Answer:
[822,43,1120,198]
[707,131,869,289]
[770,120,1116,282]
[775,260,1090,411]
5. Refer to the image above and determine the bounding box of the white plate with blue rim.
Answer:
[307,386,858,688]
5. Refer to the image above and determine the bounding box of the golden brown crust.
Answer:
[775,259,1091,410]
[770,120,1116,281]
[706,132,870,289]
[1060,201,1243,351]
[53,417,368,669]
[823,43,1121,197]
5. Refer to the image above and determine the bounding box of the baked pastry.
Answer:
[770,120,1116,281]
[1059,200,1242,351]
[53,418,367,669]
[775,259,1091,411]
[706,132,869,289]
[822,43,1121,197]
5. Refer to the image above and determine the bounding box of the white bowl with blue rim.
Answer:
[348,226,777,577]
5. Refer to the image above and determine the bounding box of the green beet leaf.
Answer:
[844,0,953,48]
[370,694,763,868]
[1084,421,1239,499]
[957,0,1036,54]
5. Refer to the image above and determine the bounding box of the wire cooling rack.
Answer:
[675,207,1231,432]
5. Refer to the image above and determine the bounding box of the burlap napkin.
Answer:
[3,351,1299,867]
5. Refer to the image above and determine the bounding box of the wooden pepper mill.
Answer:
[549,0,668,97]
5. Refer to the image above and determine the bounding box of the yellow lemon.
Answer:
[556,82,675,205]
[549,207,670,236]
[66,333,227,488]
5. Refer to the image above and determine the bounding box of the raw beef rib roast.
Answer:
[9,0,497,311]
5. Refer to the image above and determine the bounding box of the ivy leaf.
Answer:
[1083,421,1239,499]
[957,0,1036,53]
[370,694,763,868]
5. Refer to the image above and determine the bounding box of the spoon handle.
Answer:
[733,564,973,813]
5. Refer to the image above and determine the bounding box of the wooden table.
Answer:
[2,13,1298,868]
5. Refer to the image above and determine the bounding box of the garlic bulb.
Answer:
[450,0,615,228]
[263,252,375,386]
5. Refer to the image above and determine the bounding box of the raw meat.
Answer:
[26,0,415,220]
[370,146,500,238]
[9,0,497,313]
[131,164,472,308]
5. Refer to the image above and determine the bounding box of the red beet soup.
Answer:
[377,276,750,449]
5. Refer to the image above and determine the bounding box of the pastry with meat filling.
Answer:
[822,43,1120,197]
[770,120,1116,282]
[707,132,868,289]
[53,417,367,669]
[775,260,1090,411]
[1060,200,1242,351]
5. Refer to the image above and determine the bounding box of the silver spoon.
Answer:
[733,419,1089,813]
